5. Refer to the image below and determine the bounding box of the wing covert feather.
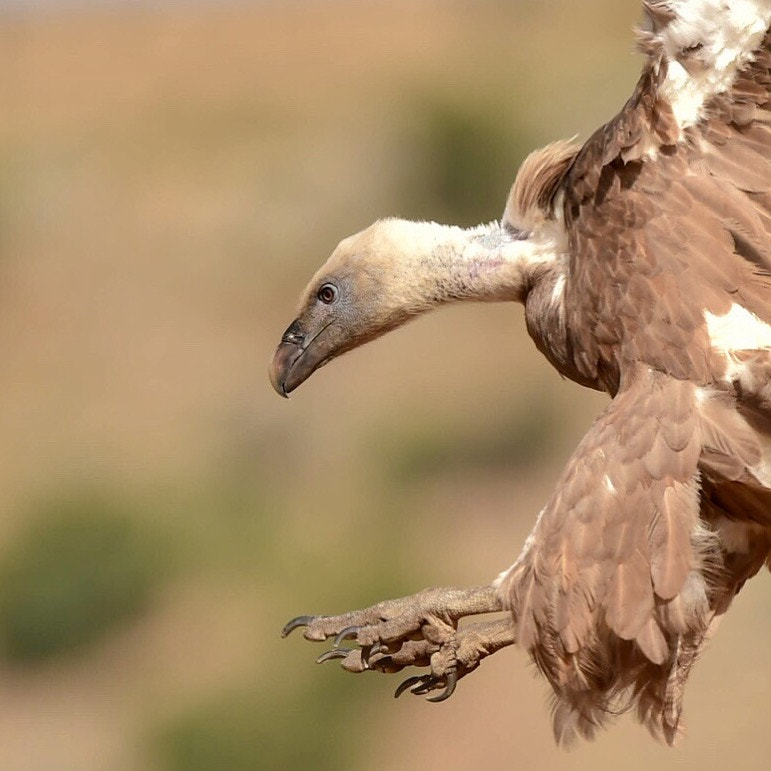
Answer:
[560,30,771,390]
[498,368,710,743]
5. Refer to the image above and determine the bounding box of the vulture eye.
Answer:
[317,283,338,305]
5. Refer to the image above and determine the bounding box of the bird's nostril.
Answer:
[281,319,305,346]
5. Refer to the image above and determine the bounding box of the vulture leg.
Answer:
[282,585,513,700]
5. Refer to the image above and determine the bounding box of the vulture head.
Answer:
[269,220,424,397]
[269,141,579,397]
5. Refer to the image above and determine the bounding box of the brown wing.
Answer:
[498,366,712,743]
[561,29,771,392]
[505,21,771,744]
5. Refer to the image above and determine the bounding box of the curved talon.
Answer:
[427,670,458,703]
[316,648,352,664]
[334,625,361,648]
[369,641,384,658]
[410,675,439,696]
[281,615,316,638]
[394,675,424,699]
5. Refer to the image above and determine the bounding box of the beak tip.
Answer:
[269,371,291,399]
[269,345,299,399]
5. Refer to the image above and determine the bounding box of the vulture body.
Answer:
[271,0,771,744]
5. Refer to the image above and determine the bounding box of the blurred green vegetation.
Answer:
[399,95,533,225]
[153,673,369,771]
[376,396,560,484]
[0,490,167,663]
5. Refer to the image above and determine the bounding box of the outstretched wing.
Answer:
[561,7,771,390]
[498,367,705,742]
[499,2,771,744]
[497,365,769,743]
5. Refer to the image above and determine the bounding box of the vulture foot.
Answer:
[282,585,514,701]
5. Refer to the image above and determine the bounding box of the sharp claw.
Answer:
[369,641,384,658]
[394,675,424,699]
[410,675,439,696]
[316,648,352,664]
[334,625,361,648]
[427,670,458,703]
[281,615,316,638]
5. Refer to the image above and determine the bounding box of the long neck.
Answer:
[381,219,561,309]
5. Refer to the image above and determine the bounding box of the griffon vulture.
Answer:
[270,0,771,745]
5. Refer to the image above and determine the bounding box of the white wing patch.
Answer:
[705,303,771,384]
[704,304,771,489]
[657,0,771,133]
[705,303,771,350]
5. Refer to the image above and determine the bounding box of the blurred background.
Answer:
[2,1,770,769]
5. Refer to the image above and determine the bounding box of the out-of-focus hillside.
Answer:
[1,2,769,770]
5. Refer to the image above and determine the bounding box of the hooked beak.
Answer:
[269,319,334,397]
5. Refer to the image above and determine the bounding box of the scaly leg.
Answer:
[282,585,514,701]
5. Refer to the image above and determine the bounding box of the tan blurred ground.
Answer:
[1,1,769,769]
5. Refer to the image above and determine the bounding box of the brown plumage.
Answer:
[272,1,771,745]
[503,138,581,233]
